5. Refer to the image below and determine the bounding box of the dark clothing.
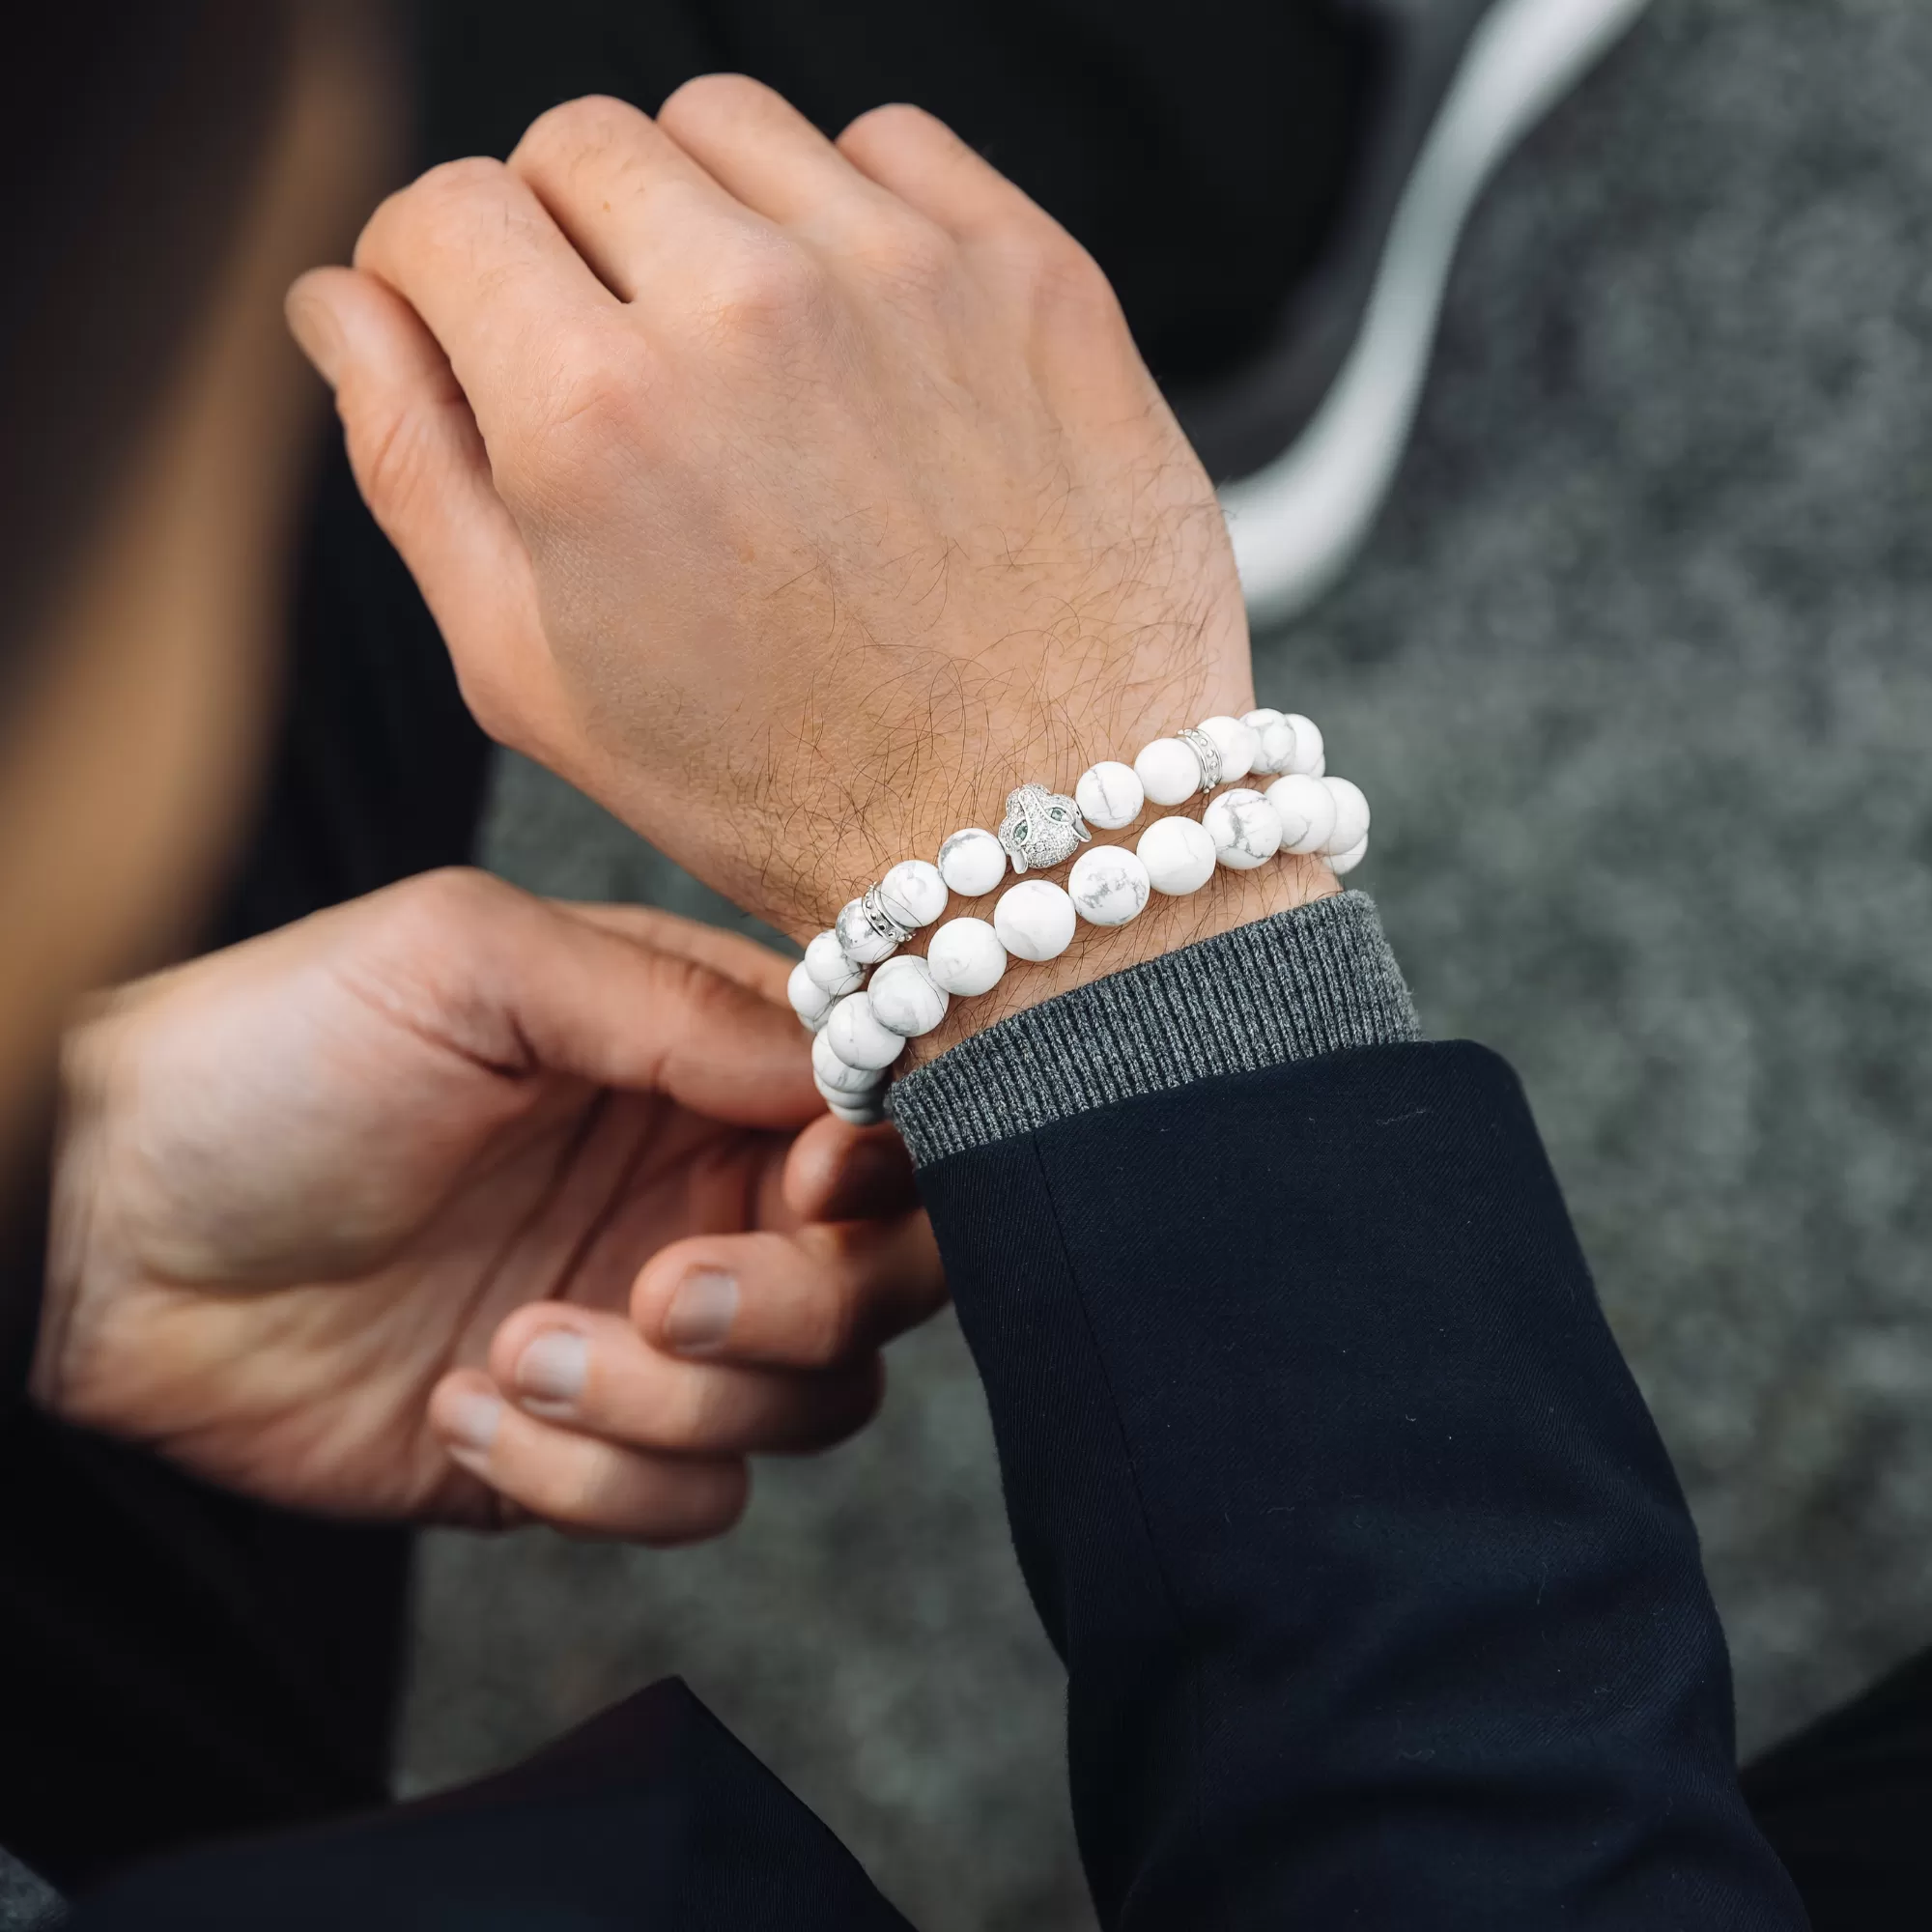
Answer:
[0,437,491,1893]
[71,1039,1808,1928]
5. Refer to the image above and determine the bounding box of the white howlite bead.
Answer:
[1264,774,1337,855]
[1134,736,1205,808]
[868,955,951,1037]
[1321,776,1371,855]
[1137,815,1217,895]
[788,958,836,1028]
[1242,708,1287,775]
[1067,845,1151,927]
[878,859,948,929]
[1329,834,1369,876]
[804,929,866,996]
[993,880,1077,961]
[925,917,1008,996]
[1282,713,1325,777]
[825,993,907,1072]
[1255,718,1299,776]
[835,896,897,966]
[1204,790,1284,870]
[937,827,1009,897]
[828,1094,888,1127]
[812,1028,887,1095]
[1075,760,1146,831]
[1196,715,1260,781]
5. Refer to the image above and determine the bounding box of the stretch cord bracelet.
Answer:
[784,708,1371,1125]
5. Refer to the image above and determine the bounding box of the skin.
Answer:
[287,78,1336,1066]
[39,871,940,1538]
[15,21,941,1545]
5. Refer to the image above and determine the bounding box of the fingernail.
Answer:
[442,1389,502,1455]
[665,1269,739,1354]
[515,1328,587,1408]
[285,287,343,386]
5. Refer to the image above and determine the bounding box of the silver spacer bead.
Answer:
[1178,726,1223,794]
[861,884,914,948]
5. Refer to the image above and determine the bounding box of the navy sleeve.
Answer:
[917,1039,1809,1929]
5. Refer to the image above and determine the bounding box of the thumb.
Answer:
[284,266,566,756]
[420,876,821,1131]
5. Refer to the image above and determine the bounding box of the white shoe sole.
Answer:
[1220,0,1652,625]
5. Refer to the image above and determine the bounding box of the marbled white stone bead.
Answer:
[812,1027,887,1096]
[1203,789,1283,870]
[868,955,950,1037]
[836,895,898,966]
[1282,713,1325,777]
[1265,774,1337,855]
[825,993,907,1072]
[925,917,1008,996]
[1196,715,1260,781]
[993,880,1077,961]
[1074,760,1145,831]
[1137,815,1217,895]
[1321,775,1370,855]
[878,859,948,929]
[828,1094,888,1127]
[1329,834,1369,876]
[937,827,1008,897]
[1242,708,1288,775]
[804,929,866,996]
[788,958,836,1030]
[1067,845,1151,927]
[1133,736,1203,808]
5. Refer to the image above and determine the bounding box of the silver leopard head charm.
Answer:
[997,783,1091,872]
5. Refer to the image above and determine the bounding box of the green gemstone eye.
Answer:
[1013,821,1029,841]
[1049,807,1066,820]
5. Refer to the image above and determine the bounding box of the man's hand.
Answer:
[35,869,943,1542]
[286,80,1322,951]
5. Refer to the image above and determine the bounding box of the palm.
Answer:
[42,880,812,1524]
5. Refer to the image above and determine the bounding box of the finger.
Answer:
[487,1304,883,1453]
[659,74,895,230]
[554,900,797,1006]
[402,875,820,1127]
[285,268,566,753]
[782,1114,922,1222]
[837,102,1051,243]
[633,1215,946,1371]
[354,156,617,440]
[507,93,762,301]
[431,1371,749,1544]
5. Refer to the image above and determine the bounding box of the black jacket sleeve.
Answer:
[917,1039,1809,1929]
[65,1036,1808,1930]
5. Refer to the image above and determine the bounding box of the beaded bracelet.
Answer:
[785,708,1370,1124]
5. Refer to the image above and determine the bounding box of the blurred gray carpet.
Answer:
[401,2,1932,1924]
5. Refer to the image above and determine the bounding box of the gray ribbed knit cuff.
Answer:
[890,890,1419,1167]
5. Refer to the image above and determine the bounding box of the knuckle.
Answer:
[698,233,830,344]
[344,393,440,527]
[854,215,955,303]
[501,320,656,496]
[513,93,637,171]
[413,154,514,217]
[392,866,508,937]
[1022,228,1114,312]
[660,71,770,132]
[838,99,943,159]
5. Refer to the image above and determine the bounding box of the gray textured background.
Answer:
[399,3,1932,1924]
